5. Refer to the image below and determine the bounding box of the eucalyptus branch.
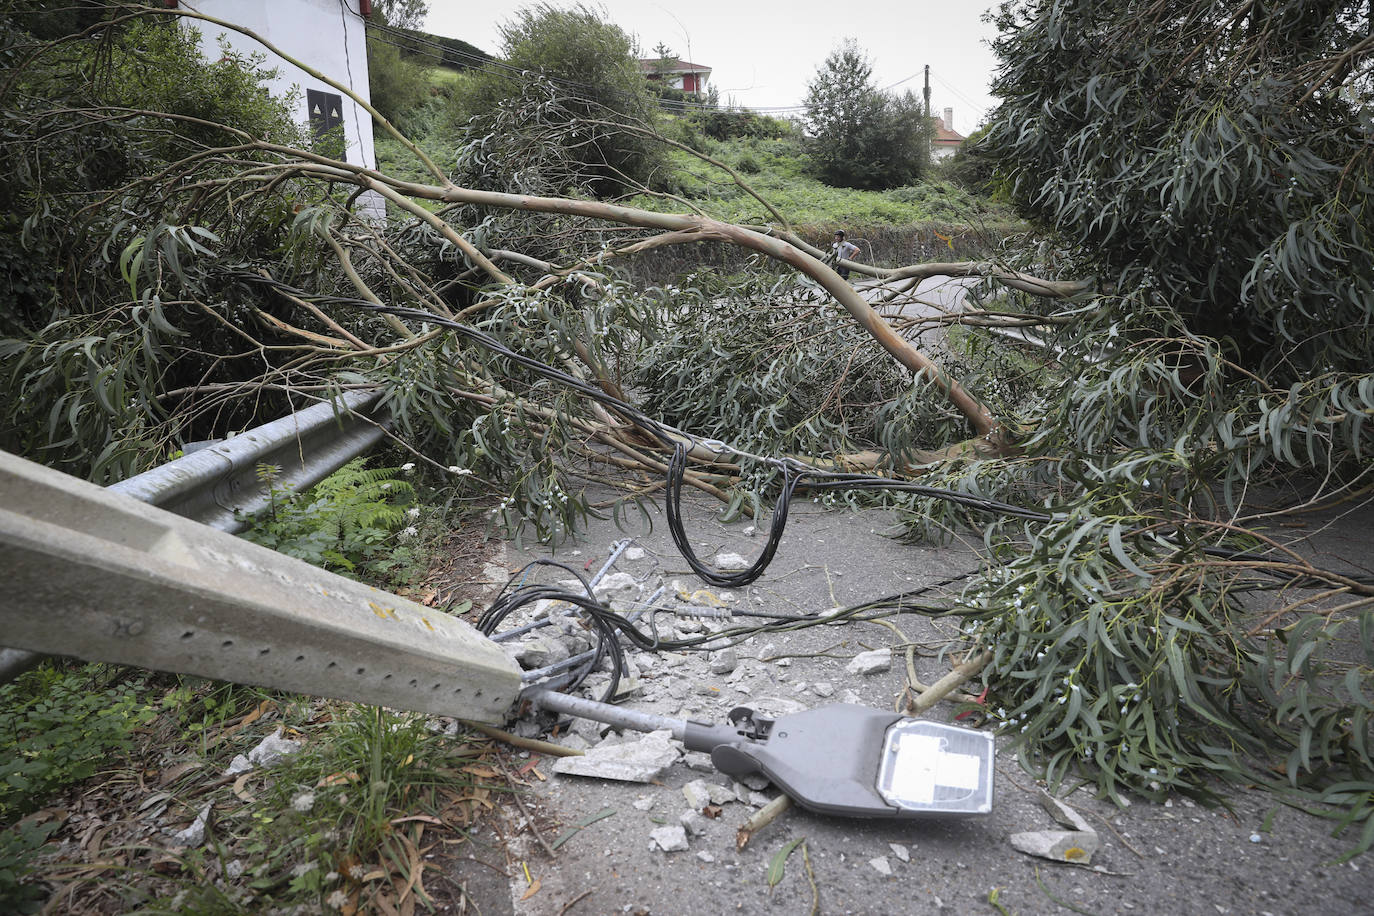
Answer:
[144,4,449,184]
[580,116,794,234]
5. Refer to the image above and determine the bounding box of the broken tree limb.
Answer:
[882,262,1095,299]
[737,794,794,850]
[905,650,993,715]
[461,721,584,758]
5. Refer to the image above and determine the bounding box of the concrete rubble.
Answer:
[650,824,690,852]
[1009,789,1100,864]
[847,648,892,675]
[551,730,680,783]
[471,490,1374,916]
[223,727,302,775]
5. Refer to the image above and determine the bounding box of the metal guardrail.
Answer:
[0,446,522,720]
[109,388,390,534]
[0,390,392,682]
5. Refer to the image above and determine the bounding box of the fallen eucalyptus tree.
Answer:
[2,1,1372,859]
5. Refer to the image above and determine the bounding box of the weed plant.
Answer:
[239,458,417,581]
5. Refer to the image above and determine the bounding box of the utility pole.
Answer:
[923,64,931,118]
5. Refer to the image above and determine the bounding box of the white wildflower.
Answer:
[326,889,350,910]
[401,462,416,473]
[406,507,421,519]
[400,526,419,539]
[291,791,315,812]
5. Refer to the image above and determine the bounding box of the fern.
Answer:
[241,458,416,578]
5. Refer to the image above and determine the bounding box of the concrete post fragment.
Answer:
[1008,829,1099,864]
[651,824,690,852]
[550,729,680,782]
[0,450,521,723]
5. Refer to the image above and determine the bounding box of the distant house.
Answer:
[639,57,711,94]
[174,0,382,216]
[932,107,966,161]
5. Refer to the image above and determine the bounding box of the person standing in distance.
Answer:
[831,230,860,281]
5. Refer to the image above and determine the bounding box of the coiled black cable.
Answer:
[227,271,1374,595]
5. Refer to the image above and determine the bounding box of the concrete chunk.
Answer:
[709,649,739,675]
[594,572,640,601]
[706,783,737,806]
[1009,829,1099,864]
[1038,791,1094,833]
[847,649,891,675]
[513,636,568,669]
[551,729,680,783]
[682,779,713,810]
[651,824,690,852]
[171,804,212,847]
[679,809,709,836]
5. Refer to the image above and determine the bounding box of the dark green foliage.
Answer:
[901,285,1374,852]
[690,88,796,142]
[0,12,372,483]
[369,0,427,31]
[937,123,1006,198]
[878,0,1374,850]
[982,0,1373,379]
[364,0,465,137]
[634,271,914,463]
[629,269,1041,511]
[408,28,490,70]
[239,458,416,578]
[366,34,432,133]
[0,818,57,914]
[0,665,158,823]
[0,15,298,336]
[448,3,663,197]
[802,41,934,190]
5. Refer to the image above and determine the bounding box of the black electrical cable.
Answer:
[665,441,804,587]
[478,574,626,702]
[226,272,1374,596]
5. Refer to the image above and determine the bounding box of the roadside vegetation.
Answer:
[1,0,1372,910]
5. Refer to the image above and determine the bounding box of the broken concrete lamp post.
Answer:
[526,688,995,818]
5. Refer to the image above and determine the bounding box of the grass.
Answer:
[641,136,1018,230]
[1,462,503,913]
[374,86,1018,240]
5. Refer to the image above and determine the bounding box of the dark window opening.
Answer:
[307,89,346,161]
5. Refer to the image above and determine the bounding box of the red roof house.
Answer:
[932,107,966,161]
[639,57,711,94]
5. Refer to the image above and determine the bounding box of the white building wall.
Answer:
[183,0,376,171]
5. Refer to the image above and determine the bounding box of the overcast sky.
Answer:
[424,1,1004,135]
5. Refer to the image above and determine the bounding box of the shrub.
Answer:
[446,3,662,197]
